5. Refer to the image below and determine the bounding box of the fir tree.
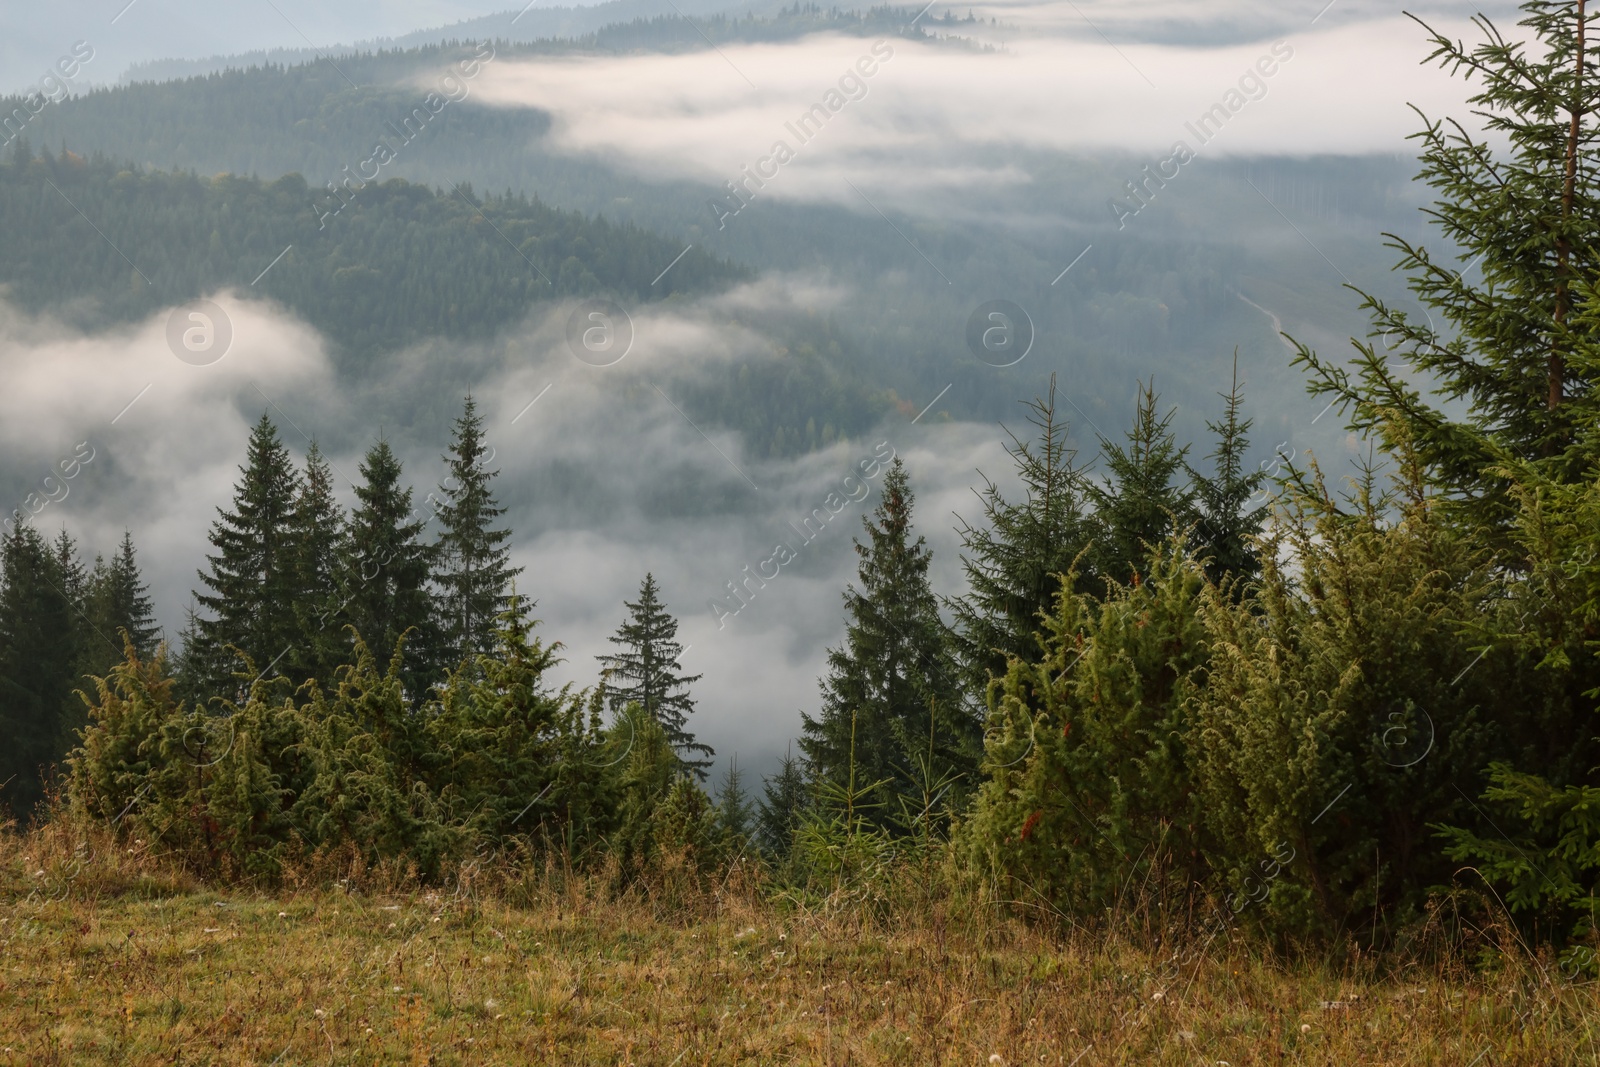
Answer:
[1189,354,1267,586]
[951,376,1094,697]
[186,414,302,704]
[286,442,345,689]
[714,755,754,845]
[756,746,810,860]
[82,531,160,678]
[597,573,711,777]
[0,523,79,817]
[338,438,438,700]
[801,458,975,829]
[1292,2,1600,539]
[1087,380,1195,584]
[434,396,521,668]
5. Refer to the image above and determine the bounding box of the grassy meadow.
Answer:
[2,821,1595,1066]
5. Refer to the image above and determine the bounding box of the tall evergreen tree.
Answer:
[338,438,438,700]
[714,755,754,845]
[0,523,78,817]
[82,531,160,678]
[185,414,302,704]
[801,458,975,828]
[1087,381,1195,584]
[597,573,711,777]
[286,442,345,689]
[1189,355,1267,586]
[756,746,810,860]
[1293,2,1600,539]
[951,376,1095,697]
[434,396,521,668]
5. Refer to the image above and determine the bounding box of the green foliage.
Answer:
[183,414,302,705]
[69,607,614,881]
[1439,763,1600,950]
[285,443,346,689]
[756,748,810,863]
[604,702,718,875]
[433,396,521,667]
[1193,457,1507,938]
[1292,2,1600,539]
[1086,380,1195,585]
[338,439,440,701]
[81,531,161,679]
[714,756,755,847]
[0,523,83,818]
[803,459,977,828]
[950,376,1095,697]
[961,539,1210,917]
[0,153,738,363]
[597,574,710,777]
[1188,355,1267,586]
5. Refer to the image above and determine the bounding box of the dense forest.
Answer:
[0,148,738,356]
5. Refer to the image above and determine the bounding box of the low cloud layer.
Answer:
[471,15,1483,216]
[0,285,1016,783]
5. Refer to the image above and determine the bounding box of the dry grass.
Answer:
[2,821,1596,1065]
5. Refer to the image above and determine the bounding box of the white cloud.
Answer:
[470,15,1482,215]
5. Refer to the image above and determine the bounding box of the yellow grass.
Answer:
[2,823,1596,1065]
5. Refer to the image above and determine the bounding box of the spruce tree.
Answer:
[951,376,1094,697]
[338,438,438,700]
[82,531,160,678]
[1087,381,1195,584]
[801,458,974,829]
[186,414,302,704]
[597,573,711,777]
[434,396,521,668]
[286,442,345,688]
[1189,355,1267,586]
[714,755,754,845]
[756,747,810,859]
[0,523,79,817]
[1292,2,1600,539]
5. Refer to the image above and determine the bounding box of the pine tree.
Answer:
[801,458,975,829]
[338,438,439,701]
[0,523,79,817]
[1189,355,1267,586]
[286,442,345,689]
[597,573,711,777]
[1087,380,1195,584]
[756,746,809,860]
[1292,2,1600,539]
[714,755,754,845]
[186,414,302,704]
[434,396,521,668]
[82,531,160,679]
[951,376,1094,697]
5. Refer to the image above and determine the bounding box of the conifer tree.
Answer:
[1087,381,1195,584]
[82,531,160,679]
[756,746,810,859]
[186,414,302,703]
[951,376,1094,696]
[338,438,438,700]
[0,523,79,817]
[1189,355,1267,586]
[714,755,754,844]
[1292,2,1600,538]
[801,458,974,828]
[434,396,521,668]
[286,442,345,688]
[597,573,711,777]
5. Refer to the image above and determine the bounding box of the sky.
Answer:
[0,0,1534,781]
